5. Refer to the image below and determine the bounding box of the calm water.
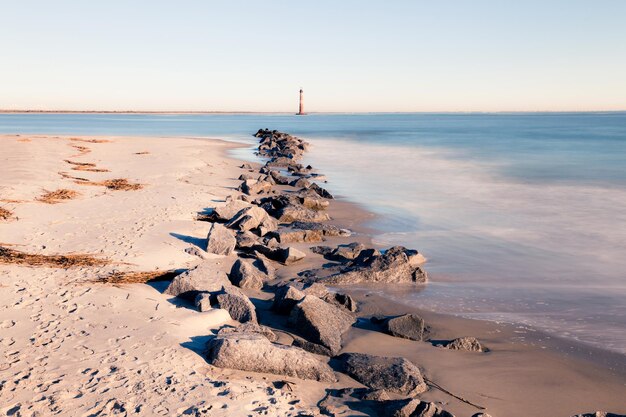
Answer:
[2,113,625,354]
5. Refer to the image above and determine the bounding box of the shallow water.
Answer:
[2,112,625,354]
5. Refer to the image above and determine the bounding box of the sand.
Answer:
[1,133,624,417]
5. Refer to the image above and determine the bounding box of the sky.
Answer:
[1,0,625,112]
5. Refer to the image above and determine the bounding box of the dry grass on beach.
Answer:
[0,244,109,268]
[63,159,110,172]
[134,151,150,155]
[98,269,180,284]
[37,189,80,204]
[0,207,13,221]
[17,138,31,143]
[70,144,91,156]
[78,178,143,191]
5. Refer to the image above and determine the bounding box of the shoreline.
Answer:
[1,132,624,416]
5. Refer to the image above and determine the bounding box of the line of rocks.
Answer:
[162,128,578,417]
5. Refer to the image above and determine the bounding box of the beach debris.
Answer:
[134,151,150,155]
[96,178,143,191]
[215,286,258,323]
[164,259,231,300]
[229,258,269,290]
[216,322,278,342]
[206,222,237,256]
[288,295,355,355]
[37,188,80,204]
[206,332,336,382]
[63,159,109,172]
[0,245,108,268]
[0,207,14,221]
[69,144,91,156]
[69,137,112,143]
[322,246,428,285]
[336,352,427,396]
[98,269,179,284]
[383,314,428,341]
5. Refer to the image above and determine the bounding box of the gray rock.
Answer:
[276,246,307,265]
[291,335,334,356]
[361,389,390,402]
[384,314,427,341]
[472,414,494,417]
[206,333,336,382]
[337,352,427,396]
[271,284,306,314]
[164,260,230,300]
[229,258,268,290]
[446,336,485,352]
[323,292,358,312]
[276,204,331,223]
[332,242,366,261]
[226,205,278,236]
[213,199,252,221]
[274,227,324,244]
[216,322,277,342]
[239,179,272,195]
[206,222,236,256]
[309,182,333,199]
[324,246,428,285]
[215,286,257,323]
[194,292,212,312]
[385,399,455,417]
[235,230,260,249]
[290,221,351,237]
[290,177,311,188]
[288,295,356,355]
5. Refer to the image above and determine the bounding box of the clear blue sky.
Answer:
[1,0,625,112]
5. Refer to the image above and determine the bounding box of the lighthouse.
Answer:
[296,88,305,115]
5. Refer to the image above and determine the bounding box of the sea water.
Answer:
[2,112,625,354]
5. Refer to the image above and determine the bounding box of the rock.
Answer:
[240,163,253,169]
[164,260,230,300]
[301,282,330,297]
[383,314,427,341]
[226,205,278,236]
[446,336,485,352]
[216,322,277,342]
[276,204,330,223]
[229,258,268,290]
[288,295,356,355]
[336,352,427,396]
[323,292,358,312]
[309,182,333,199]
[290,177,311,188]
[215,286,257,323]
[472,414,494,417]
[272,285,306,314]
[206,223,236,255]
[194,292,212,312]
[269,170,291,185]
[331,242,367,261]
[276,246,306,265]
[235,230,260,249]
[310,245,334,256]
[291,335,334,356]
[206,333,336,382]
[274,227,324,243]
[213,199,252,222]
[384,399,455,417]
[361,389,390,402]
[323,246,427,285]
[571,413,626,417]
[239,179,272,195]
[184,246,209,260]
[238,173,253,180]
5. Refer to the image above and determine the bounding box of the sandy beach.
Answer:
[1,133,625,417]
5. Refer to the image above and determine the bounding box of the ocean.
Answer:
[2,112,625,354]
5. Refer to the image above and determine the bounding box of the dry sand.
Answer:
[1,133,624,417]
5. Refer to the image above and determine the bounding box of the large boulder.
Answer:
[323,246,427,285]
[206,223,236,255]
[164,260,230,300]
[336,352,427,396]
[383,314,427,341]
[274,227,324,244]
[226,205,278,236]
[277,246,307,265]
[235,230,260,249]
[323,292,358,312]
[215,286,257,323]
[239,179,272,195]
[206,333,336,382]
[288,295,356,355]
[331,242,367,261]
[229,258,268,290]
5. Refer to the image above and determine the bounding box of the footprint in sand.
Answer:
[1,319,16,328]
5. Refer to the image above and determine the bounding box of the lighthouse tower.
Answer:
[296,88,305,115]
